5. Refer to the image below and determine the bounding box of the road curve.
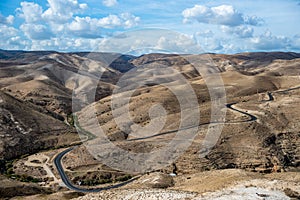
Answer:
[226,103,257,122]
[267,92,274,101]
[54,85,300,192]
[128,102,257,141]
[54,147,140,192]
[265,86,300,102]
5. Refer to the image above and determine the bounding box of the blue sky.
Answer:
[0,0,300,53]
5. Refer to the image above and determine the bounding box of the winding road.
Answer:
[54,147,140,192]
[265,86,300,102]
[225,103,257,122]
[128,103,257,141]
[55,85,300,192]
[54,102,258,192]
[129,85,300,142]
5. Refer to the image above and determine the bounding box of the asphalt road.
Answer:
[129,102,257,141]
[261,86,300,103]
[54,101,259,192]
[55,86,300,192]
[54,147,140,192]
[265,92,274,102]
[226,103,257,122]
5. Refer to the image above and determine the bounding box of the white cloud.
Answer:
[16,2,43,23]
[0,24,18,39]
[182,5,263,27]
[196,37,223,52]
[8,38,30,50]
[6,15,15,25]
[221,43,242,54]
[95,29,202,55]
[47,23,65,33]
[154,34,200,53]
[206,40,223,51]
[4,35,103,51]
[103,0,118,7]
[66,13,140,38]
[291,35,300,50]
[67,16,102,38]
[244,16,264,26]
[0,13,14,25]
[120,13,140,28]
[15,1,140,40]
[221,25,254,38]
[20,23,54,40]
[196,30,214,38]
[68,16,93,31]
[0,24,30,50]
[30,39,53,50]
[36,37,102,51]
[42,0,87,23]
[251,31,290,50]
[97,15,122,28]
[97,13,140,29]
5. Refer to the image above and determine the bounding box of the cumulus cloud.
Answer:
[42,0,87,23]
[196,30,214,38]
[16,2,43,23]
[244,16,263,26]
[67,16,102,38]
[291,35,300,50]
[6,36,24,48]
[66,13,140,38]
[20,23,54,40]
[97,13,140,29]
[221,25,254,38]
[68,17,95,32]
[95,29,203,55]
[97,15,122,28]
[0,24,29,50]
[182,5,263,26]
[16,0,87,27]
[251,31,290,50]
[0,13,14,25]
[120,13,140,28]
[2,34,103,51]
[195,36,223,52]
[154,33,202,54]
[15,1,140,41]
[103,0,118,7]
[0,25,19,39]
[37,37,102,51]
[205,39,223,51]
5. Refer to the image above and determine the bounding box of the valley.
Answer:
[0,50,299,199]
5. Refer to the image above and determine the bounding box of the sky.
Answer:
[0,0,300,54]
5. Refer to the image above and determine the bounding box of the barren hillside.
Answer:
[0,50,299,199]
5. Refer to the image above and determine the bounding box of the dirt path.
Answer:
[24,153,62,186]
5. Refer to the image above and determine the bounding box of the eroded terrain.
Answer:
[0,50,299,199]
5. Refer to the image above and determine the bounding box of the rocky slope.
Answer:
[75,51,300,174]
[0,50,300,199]
[0,91,78,160]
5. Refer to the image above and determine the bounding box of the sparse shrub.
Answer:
[67,114,75,126]
[7,168,14,175]
[115,174,132,182]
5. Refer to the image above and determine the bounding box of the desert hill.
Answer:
[0,50,299,199]
[0,91,78,160]
[74,51,300,174]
